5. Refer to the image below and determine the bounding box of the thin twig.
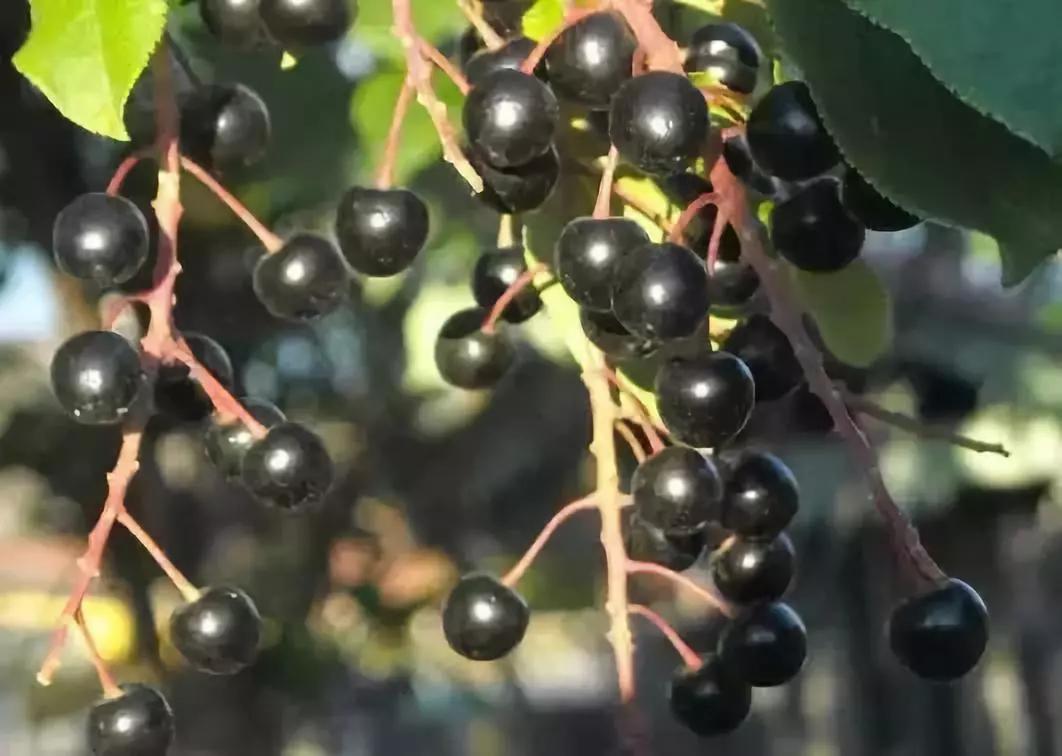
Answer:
[616,420,648,463]
[626,560,733,616]
[847,394,1010,457]
[481,263,548,333]
[106,152,151,197]
[417,37,470,94]
[457,0,504,50]
[668,192,717,245]
[118,512,201,603]
[501,497,598,586]
[521,9,591,75]
[180,156,283,253]
[74,609,122,698]
[376,77,416,189]
[629,604,701,670]
[594,146,620,219]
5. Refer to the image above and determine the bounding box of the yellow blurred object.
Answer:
[280,51,299,70]
[0,591,134,664]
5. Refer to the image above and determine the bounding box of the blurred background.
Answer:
[2,0,1062,754]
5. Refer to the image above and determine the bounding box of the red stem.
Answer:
[501,496,598,587]
[481,263,548,334]
[668,192,717,245]
[626,560,733,616]
[118,511,200,603]
[629,604,701,670]
[106,152,150,197]
[376,77,417,190]
[417,37,470,94]
[74,609,122,698]
[521,10,589,75]
[180,156,283,253]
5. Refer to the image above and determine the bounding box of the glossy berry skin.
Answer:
[335,187,429,276]
[669,655,752,736]
[204,398,286,479]
[465,37,541,87]
[771,180,865,272]
[719,601,806,687]
[707,249,759,312]
[609,72,710,175]
[721,134,779,197]
[555,216,649,312]
[623,511,707,571]
[655,352,755,448]
[545,12,636,108]
[580,309,658,361]
[721,451,799,537]
[463,68,558,169]
[53,193,148,285]
[181,83,271,170]
[469,144,559,213]
[241,422,334,510]
[435,307,514,389]
[200,0,268,48]
[88,684,174,756]
[611,242,711,342]
[841,167,920,232]
[684,22,762,95]
[442,573,529,661]
[722,314,801,402]
[747,81,838,180]
[154,332,235,422]
[888,579,988,682]
[260,0,350,47]
[472,247,541,323]
[171,586,262,675]
[253,233,350,321]
[631,446,723,535]
[711,533,795,604]
[51,331,142,425]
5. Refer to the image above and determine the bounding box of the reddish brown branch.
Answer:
[106,152,151,197]
[74,609,122,698]
[668,192,717,245]
[629,604,700,670]
[481,263,548,333]
[180,156,283,253]
[418,38,470,94]
[501,496,598,587]
[376,77,416,189]
[626,560,733,616]
[118,512,200,602]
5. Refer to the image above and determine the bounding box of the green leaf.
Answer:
[672,0,725,13]
[791,261,891,368]
[355,0,464,62]
[843,0,1062,160]
[13,0,168,140]
[765,0,1062,286]
[522,0,564,42]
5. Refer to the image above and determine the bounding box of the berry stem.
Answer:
[668,191,717,245]
[501,496,599,587]
[604,368,667,451]
[610,0,685,74]
[417,37,470,94]
[615,420,648,463]
[117,511,201,603]
[179,156,283,253]
[626,560,733,616]
[376,77,416,190]
[74,609,122,699]
[593,145,620,220]
[628,604,701,670]
[481,263,549,334]
[497,214,516,247]
[168,340,267,434]
[520,8,590,75]
[105,151,151,197]
[456,0,504,50]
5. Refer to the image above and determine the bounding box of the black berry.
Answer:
[669,655,752,736]
[241,421,334,510]
[544,12,636,108]
[721,135,779,197]
[722,314,800,402]
[580,308,658,361]
[335,186,429,276]
[841,166,920,232]
[253,233,350,320]
[771,180,865,272]
[463,68,558,168]
[746,81,839,180]
[888,578,988,681]
[623,510,708,571]
[609,72,710,175]
[442,573,529,661]
[711,533,795,604]
[435,307,514,389]
[685,22,762,95]
[555,216,649,312]
[53,193,148,286]
[181,83,271,170]
[472,247,541,323]
[611,242,711,341]
[171,586,262,675]
[51,331,142,425]
[154,332,235,422]
[720,450,799,537]
[707,247,758,312]
[88,684,174,756]
[719,601,807,686]
[631,446,723,535]
[464,37,541,87]
[655,352,755,448]
[200,0,269,48]
[204,398,286,479]
[260,0,350,47]
[469,143,560,213]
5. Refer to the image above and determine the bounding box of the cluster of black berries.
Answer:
[200,0,353,50]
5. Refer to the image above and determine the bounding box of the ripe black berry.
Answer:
[463,68,558,168]
[623,511,708,571]
[335,187,429,276]
[204,398,286,479]
[720,451,799,537]
[51,331,142,425]
[544,12,636,108]
[721,135,780,197]
[181,83,271,170]
[442,573,529,661]
[555,216,649,312]
[53,193,148,285]
[434,307,514,389]
[771,180,865,272]
[171,586,262,675]
[200,0,268,48]
[241,421,334,510]
[611,242,711,341]
[609,72,710,175]
[888,578,988,681]
[631,447,723,535]
[260,0,350,48]
[580,309,658,361]
[655,352,755,448]
[155,332,235,422]
[468,143,560,213]
[722,314,800,402]
[253,233,350,320]
[669,655,752,736]
[711,533,795,604]
[685,22,762,95]
[841,166,920,232]
[720,601,806,686]
[707,247,759,312]
[472,247,541,323]
[746,81,839,180]
[480,0,529,36]
[88,684,174,756]
[464,37,541,87]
